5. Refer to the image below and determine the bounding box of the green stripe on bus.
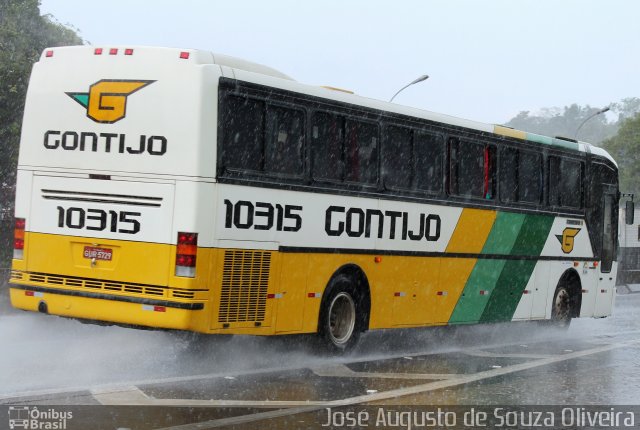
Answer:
[479,214,554,322]
[448,212,525,323]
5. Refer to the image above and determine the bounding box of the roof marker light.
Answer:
[125,48,134,55]
[109,48,118,55]
[180,51,190,59]
[94,48,103,55]
[45,50,54,57]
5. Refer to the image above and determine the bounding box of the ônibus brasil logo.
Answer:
[66,79,154,124]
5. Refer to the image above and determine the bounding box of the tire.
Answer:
[550,285,573,328]
[318,275,362,353]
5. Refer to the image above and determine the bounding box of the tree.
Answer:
[505,103,621,145]
[0,0,82,266]
[602,114,640,196]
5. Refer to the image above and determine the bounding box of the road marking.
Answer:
[91,386,151,405]
[463,349,555,359]
[312,364,457,380]
[154,338,640,430]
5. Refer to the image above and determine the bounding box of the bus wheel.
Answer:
[550,285,573,328]
[318,276,361,353]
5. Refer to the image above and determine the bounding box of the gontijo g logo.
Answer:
[556,227,581,254]
[66,79,154,123]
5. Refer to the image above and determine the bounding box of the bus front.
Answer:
[10,46,220,332]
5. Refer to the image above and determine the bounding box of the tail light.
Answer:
[14,218,25,259]
[175,232,197,277]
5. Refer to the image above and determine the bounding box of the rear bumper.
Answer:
[9,282,204,331]
[9,269,208,331]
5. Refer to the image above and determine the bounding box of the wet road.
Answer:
[1,291,639,429]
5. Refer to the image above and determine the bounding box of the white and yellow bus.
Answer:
[10,46,625,351]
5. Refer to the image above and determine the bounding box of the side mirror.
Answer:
[626,200,635,225]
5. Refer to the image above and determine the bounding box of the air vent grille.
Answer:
[218,250,271,323]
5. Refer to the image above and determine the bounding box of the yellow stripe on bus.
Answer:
[435,208,497,323]
[494,125,527,140]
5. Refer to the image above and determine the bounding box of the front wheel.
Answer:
[318,276,362,353]
[550,285,573,328]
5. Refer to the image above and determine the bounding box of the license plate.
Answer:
[83,246,113,261]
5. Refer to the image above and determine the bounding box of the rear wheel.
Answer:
[318,276,362,353]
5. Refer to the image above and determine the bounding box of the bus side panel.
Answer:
[480,214,554,322]
[450,212,524,323]
[530,262,551,318]
[577,261,598,317]
[275,253,309,333]
[594,262,616,317]
[437,208,497,324]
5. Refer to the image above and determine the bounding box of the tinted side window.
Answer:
[500,147,518,202]
[450,138,495,199]
[383,126,412,189]
[312,112,343,181]
[344,119,379,184]
[265,106,304,175]
[222,95,264,171]
[519,150,542,204]
[549,156,583,208]
[415,132,444,194]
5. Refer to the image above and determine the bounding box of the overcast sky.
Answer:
[40,0,639,125]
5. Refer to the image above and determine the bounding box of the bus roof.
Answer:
[38,45,617,166]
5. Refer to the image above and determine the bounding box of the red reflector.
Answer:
[480,290,488,295]
[601,289,607,293]
[45,50,53,57]
[25,291,34,296]
[180,51,190,59]
[176,254,196,267]
[15,218,25,230]
[109,48,118,55]
[523,290,530,294]
[582,289,588,293]
[154,306,166,312]
[178,232,197,245]
[307,292,320,298]
[94,48,103,55]
[267,294,276,299]
[437,291,447,296]
[125,48,134,55]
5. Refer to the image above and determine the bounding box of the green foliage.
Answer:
[602,114,640,196]
[0,0,82,266]
[504,98,640,146]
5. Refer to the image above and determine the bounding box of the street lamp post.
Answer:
[389,74,429,103]
[574,106,610,140]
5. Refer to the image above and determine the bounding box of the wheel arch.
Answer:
[319,263,371,332]
[557,268,583,318]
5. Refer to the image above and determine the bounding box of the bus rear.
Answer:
[10,46,220,331]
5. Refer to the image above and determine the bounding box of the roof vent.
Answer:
[555,136,579,143]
